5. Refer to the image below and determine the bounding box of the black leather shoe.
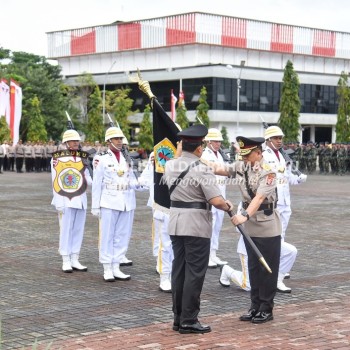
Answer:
[172,323,179,331]
[179,322,211,334]
[239,309,258,321]
[252,311,273,324]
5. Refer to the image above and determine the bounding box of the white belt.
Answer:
[276,178,288,185]
[217,179,227,185]
[105,183,129,191]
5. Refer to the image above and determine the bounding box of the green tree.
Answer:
[175,101,189,130]
[138,104,153,152]
[27,96,47,141]
[336,72,350,142]
[195,86,210,127]
[85,85,104,142]
[278,60,301,143]
[220,126,230,148]
[74,73,96,124]
[0,116,11,142]
[108,87,136,140]
[3,51,70,141]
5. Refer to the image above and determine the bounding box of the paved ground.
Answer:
[0,171,350,350]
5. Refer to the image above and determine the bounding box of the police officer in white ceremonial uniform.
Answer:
[201,128,228,268]
[264,126,306,292]
[91,127,141,282]
[139,151,174,293]
[51,129,92,273]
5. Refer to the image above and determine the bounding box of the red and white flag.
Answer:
[9,79,23,145]
[0,79,10,124]
[178,90,185,107]
[170,89,177,121]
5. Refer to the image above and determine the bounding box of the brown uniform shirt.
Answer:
[228,159,281,238]
[164,151,223,239]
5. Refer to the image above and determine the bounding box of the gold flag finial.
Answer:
[128,68,156,100]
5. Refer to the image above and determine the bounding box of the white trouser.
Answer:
[279,241,298,274]
[277,204,292,240]
[210,207,225,251]
[58,207,86,256]
[153,210,173,274]
[231,253,251,291]
[237,235,297,286]
[151,209,159,257]
[99,207,134,264]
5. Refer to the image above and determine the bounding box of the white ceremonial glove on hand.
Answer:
[298,174,307,183]
[91,209,101,217]
[56,206,65,214]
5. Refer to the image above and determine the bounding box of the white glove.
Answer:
[298,174,307,183]
[56,206,65,214]
[91,208,101,217]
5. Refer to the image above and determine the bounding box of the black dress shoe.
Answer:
[120,261,133,266]
[179,321,211,334]
[252,311,273,324]
[239,309,258,321]
[172,322,179,331]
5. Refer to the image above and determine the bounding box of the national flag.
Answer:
[170,89,177,121]
[0,79,10,124]
[152,98,180,209]
[178,90,185,107]
[9,79,23,145]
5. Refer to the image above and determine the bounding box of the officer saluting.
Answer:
[164,124,234,334]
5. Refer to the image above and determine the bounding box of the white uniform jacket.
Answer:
[92,149,137,211]
[263,146,300,206]
[201,148,226,198]
[51,155,92,210]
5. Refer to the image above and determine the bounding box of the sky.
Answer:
[1,0,350,57]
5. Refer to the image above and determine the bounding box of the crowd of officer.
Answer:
[229,140,350,176]
[0,140,107,174]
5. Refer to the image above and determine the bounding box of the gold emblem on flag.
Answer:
[154,138,176,173]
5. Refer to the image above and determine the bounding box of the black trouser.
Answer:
[244,235,281,313]
[16,157,24,172]
[0,158,3,172]
[170,235,210,325]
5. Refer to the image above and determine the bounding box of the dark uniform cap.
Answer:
[237,136,265,156]
[177,124,208,141]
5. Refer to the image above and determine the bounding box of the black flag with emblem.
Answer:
[152,98,180,209]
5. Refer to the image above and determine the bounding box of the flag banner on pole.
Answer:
[179,90,185,107]
[170,89,177,121]
[10,79,23,145]
[152,98,180,209]
[0,79,10,124]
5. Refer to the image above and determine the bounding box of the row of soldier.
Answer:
[285,141,350,175]
[0,140,108,173]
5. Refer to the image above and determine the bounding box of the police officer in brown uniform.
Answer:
[215,136,281,324]
[164,124,233,334]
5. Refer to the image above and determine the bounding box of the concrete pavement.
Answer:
[0,171,349,349]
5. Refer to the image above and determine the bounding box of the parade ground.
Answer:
[0,171,350,350]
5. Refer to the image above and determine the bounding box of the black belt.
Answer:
[243,201,277,211]
[171,201,212,210]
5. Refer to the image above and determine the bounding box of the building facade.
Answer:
[47,12,350,143]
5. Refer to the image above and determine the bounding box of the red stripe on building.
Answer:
[71,29,96,55]
[221,17,247,48]
[118,23,141,50]
[166,14,196,46]
[312,30,336,56]
[270,24,293,53]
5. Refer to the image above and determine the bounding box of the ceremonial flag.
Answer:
[0,79,10,124]
[152,98,180,209]
[178,90,185,107]
[9,79,22,145]
[170,89,177,121]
